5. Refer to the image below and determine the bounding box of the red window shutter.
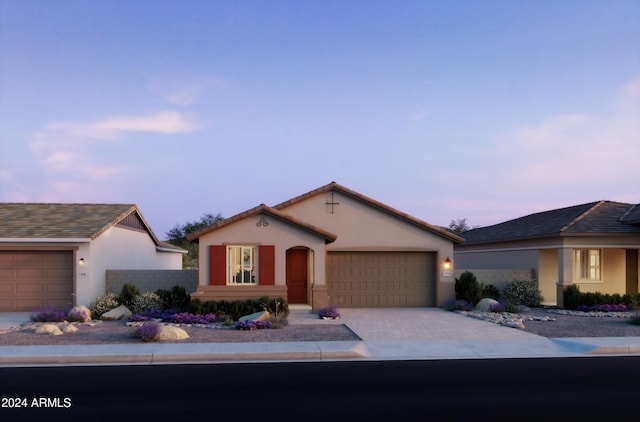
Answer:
[259,245,275,285]
[209,245,226,286]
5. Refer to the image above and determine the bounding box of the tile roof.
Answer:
[273,181,464,244]
[187,204,338,243]
[461,201,640,245]
[0,203,164,245]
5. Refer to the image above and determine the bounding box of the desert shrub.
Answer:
[30,306,68,322]
[503,279,543,307]
[130,292,164,314]
[629,312,640,326]
[118,283,141,308]
[90,293,120,319]
[442,298,473,312]
[133,321,161,342]
[156,285,191,312]
[260,296,289,318]
[482,284,501,300]
[455,271,483,305]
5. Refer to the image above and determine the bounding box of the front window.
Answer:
[575,249,601,281]
[228,246,257,284]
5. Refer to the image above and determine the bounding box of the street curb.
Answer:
[0,341,370,367]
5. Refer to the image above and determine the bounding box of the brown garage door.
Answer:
[327,251,436,307]
[0,251,74,312]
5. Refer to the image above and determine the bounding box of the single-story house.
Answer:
[454,201,640,307]
[0,203,185,311]
[187,182,464,310]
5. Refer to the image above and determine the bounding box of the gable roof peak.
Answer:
[274,182,463,243]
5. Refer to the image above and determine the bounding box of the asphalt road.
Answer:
[1,357,639,421]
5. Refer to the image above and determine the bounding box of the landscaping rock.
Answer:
[67,305,92,322]
[475,298,499,312]
[101,305,132,321]
[35,324,64,336]
[239,311,270,322]
[158,325,189,341]
[62,324,79,333]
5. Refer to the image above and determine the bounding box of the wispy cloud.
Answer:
[24,110,198,202]
[44,111,198,140]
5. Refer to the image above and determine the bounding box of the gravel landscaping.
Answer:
[0,320,360,346]
[1,308,639,346]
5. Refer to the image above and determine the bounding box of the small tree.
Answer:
[448,218,479,234]
[455,271,483,305]
[166,212,224,268]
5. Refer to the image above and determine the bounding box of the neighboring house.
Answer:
[0,204,185,312]
[454,201,640,307]
[187,182,463,310]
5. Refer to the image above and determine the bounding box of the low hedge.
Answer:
[563,284,640,310]
[188,296,289,321]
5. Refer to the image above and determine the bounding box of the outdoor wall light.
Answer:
[443,256,452,270]
[78,258,86,266]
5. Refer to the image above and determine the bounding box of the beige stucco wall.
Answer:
[280,192,456,305]
[573,248,626,295]
[196,214,328,289]
[77,226,183,306]
[538,249,558,305]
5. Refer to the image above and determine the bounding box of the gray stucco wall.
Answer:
[106,270,198,295]
[454,268,536,290]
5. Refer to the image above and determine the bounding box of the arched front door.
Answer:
[286,248,308,304]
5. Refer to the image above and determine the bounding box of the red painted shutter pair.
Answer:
[209,245,275,286]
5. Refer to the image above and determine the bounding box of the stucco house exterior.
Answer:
[0,203,185,311]
[454,201,640,307]
[187,182,463,310]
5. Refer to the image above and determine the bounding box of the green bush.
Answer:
[482,284,501,300]
[90,293,120,319]
[118,283,141,308]
[503,279,543,307]
[130,292,164,314]
[563,284,582,310]
[156,285,191,311]
[455,271,483,305]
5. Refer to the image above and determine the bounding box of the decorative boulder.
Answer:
[101,305,132,321]
[239,311,271,322]
[475,298,500,312]
[62,324,79,333]
[67,305,92,322]
[158,325,189,341]
[35,324,64,336]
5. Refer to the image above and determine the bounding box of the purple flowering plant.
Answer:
[235,320,271,330]
[134,321,161,342]
[576,304,628,313]
[30,306,68,322]
[318,305,340,319]
[442,298,474,312]
[129,310,218,325]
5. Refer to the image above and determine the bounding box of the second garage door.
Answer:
[327,251,436,307]
[0,251,74,312]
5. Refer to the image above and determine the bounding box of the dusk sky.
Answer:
[1,0,639,239]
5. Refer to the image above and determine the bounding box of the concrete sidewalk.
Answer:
[1,308,640,366]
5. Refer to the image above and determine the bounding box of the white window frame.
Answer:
[574,249,601,282]
[227,245,257,285]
